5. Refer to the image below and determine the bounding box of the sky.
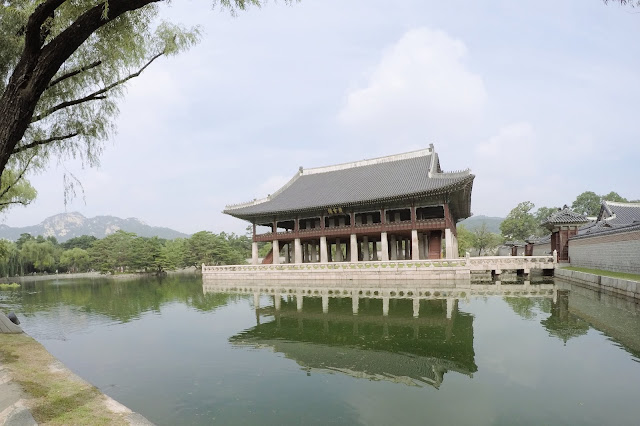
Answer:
[3,0,640,235]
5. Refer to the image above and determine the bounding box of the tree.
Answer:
[60,247,90,272]
[500,201,537,241]
[571,191,601,217]
[61,235,98,250]
[473,223,502,256]
[0,1,272,211]
[456,225,473,257]
[534,206,557,236]
[602,191,627,203]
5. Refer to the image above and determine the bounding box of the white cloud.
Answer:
[338,27,487,144]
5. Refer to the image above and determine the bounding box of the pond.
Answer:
[1,275,639,425]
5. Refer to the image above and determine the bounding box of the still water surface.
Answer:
[1,275,639,425]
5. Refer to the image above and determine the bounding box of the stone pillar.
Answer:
[320,236,328,263]
[322,294,329,313]
[411,229,419,261]
[272,240,280,264]
[413,298,420,318]
[445,228,453,259]
[350,234,358,262]
[252,242,259,265]
[390,235,397,260]
[372,240,378,261]
[362,236,369,261]
[297,293,303,312]
[382,297,389,316]
[381,232,389,261]
[253,292,260,309]
[274,295,281,311]
[294,238,302,264]
[352,294,359,315]
[422,233,429,260]
[311,242,317,263]
[452,234,459,258]
[446,298,454,319]
[335,238,343,262]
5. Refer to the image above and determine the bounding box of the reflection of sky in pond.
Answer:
[1,276,639,425]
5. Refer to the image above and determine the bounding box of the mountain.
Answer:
[459,215,504,234]
[0,212,189,242]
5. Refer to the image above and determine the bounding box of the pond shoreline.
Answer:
[0,329,154,425]
[0,268,199,284]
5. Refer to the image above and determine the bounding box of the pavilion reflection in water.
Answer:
[204,282,556,389]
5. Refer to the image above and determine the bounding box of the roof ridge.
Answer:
[304,146,433,176]
[605,200,640,207]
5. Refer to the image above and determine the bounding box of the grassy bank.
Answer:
[564,267,640,283]
[0,333,130,425]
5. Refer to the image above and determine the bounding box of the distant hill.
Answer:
[459,215,504,234]
[0,212,189,242]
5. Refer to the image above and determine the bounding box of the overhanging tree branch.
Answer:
[12,132,79,155]
[31,50,165,123]
[48,60,102,88]
[0,152,36,201]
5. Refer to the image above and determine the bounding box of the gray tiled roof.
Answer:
[574,201,640,239]
[598,201,640,224]
[541,205,588,229]
[224,147,474,218]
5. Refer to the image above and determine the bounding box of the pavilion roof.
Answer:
[541,205,589,229]
[224,145,474,220]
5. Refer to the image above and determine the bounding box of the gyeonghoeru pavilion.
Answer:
[224,144,474,265]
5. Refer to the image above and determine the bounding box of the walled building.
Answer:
[568,201,640,274]
[224,145,474,264]
[540,205,589,262]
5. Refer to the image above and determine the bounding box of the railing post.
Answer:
[552,250,558,263]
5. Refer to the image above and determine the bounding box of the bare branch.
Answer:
[48,60,102,88]
[31,95,106,123]
[12,132,79,155]
[0,199,33,207]
[31,50,165,123]
[0,153,36,201]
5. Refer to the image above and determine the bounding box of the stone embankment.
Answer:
[555,268,640,300]
[0,312,154,426]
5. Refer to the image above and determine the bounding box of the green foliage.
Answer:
[456,225,473,257]
[184,231,246,267]
[60,247,90,273]
[61,235,98,250]
[571,191,602,217]
[571,191,630,217]
[534,206,557,236]
[0,227,252,276]
[472,223,503,256]
[500,201,538,241]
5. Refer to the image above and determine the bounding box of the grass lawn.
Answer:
[0,333,129,425]
[564,266,640,283]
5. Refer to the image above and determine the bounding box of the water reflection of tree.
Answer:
[14,275,238,322]
[540,290,589,344]
[503,297,552,320]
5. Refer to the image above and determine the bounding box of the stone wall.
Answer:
[568,226,640,274]
[532,243,551,256]
[555,268,639,300]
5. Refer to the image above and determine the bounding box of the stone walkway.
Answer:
[0,313,37,426]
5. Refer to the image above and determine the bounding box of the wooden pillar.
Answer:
[428,231,442,259]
